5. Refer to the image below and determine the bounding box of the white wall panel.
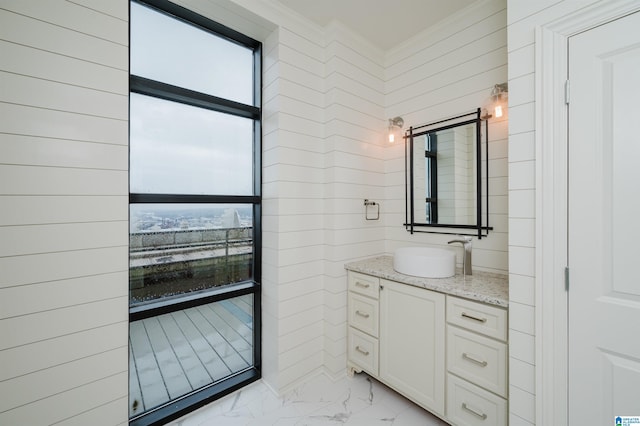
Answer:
[0,40,127,94]
[263,146,324,168]
[278,306,324,337]
[279,353,323,389]
[384,0,508,274]
[509,246,535,276]
[508,274,535,306]
[0,9,127,69]
[387,45,507,107]
[55,398,128,426]
[0,103,127,145]
[0,166,127,196]
[0,134,128,170]
[510,385,536,423]
[0,222,127,257]
[0,195,127,226]
[508,160,535,190]
[259,21,326,392]
[0,347,127,413]
[0,0,128,44]
[505,2,631,423]
[0,297,127,350]
[322,22,386,380]
[1,72,128,120]
[508,44,535,79]
[275,80,324,110]
[69,0,129,20]
[386,5,507,77]
[174,0,276,43]
[509,330,535,365]
[0,372,127,426]
[277,276,324,303]
[508,73,535,107]
[279,322,324,353]
[0,322,127,382]
[0,1,128,424]
[0,272,127,318]
[326,89,384,120]
[278,44,324,76]
[0,247,127,288]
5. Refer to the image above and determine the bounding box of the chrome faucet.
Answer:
[448,236,472,275]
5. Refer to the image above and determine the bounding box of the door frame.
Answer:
[534,1,640,424]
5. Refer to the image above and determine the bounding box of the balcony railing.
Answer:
[129,227,254,304]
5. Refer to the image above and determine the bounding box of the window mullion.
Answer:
[130,194,261,204]
[131,75,259,119]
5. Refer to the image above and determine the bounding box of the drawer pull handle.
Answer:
[355,310,370,318]
[462,352,488,367]
[355,281,370,289]
[461,312,487,323]
[462,402,487,420]
[355,346,369,356]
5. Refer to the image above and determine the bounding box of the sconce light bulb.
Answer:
[389,133,395,143]
[494,105,503,118]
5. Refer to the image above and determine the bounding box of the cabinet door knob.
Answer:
[462,402,487,420]
[355,310,370,318]
[355,281,370,288]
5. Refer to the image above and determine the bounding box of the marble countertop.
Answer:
[345,255,509,308]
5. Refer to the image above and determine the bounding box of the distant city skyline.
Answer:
[130,205,252,233]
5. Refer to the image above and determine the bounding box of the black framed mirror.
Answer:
[404,108,492,238]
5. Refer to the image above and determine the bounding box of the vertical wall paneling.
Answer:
[0,1,129,425]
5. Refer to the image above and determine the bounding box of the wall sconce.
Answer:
[388,116,404,143]
[481,83,508,120]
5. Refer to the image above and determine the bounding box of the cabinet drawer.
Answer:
[447,374,507,426]
[447,326,508,397]
[348,271,380,299]
[447,296,507,341]
[348,327,378,376]
[348,292,379,337]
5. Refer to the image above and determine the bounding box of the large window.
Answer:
[128,2,261,425]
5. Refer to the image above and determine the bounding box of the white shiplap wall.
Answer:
[383,0,509,275]
[261,18,388,391]
[0,1,129,425]
[506,1,631,425]
[215,0,390,391]
[323,22,386,378]
[4,2,589,425]
[262,24,328,391]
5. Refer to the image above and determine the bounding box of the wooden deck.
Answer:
[128,295,253,418]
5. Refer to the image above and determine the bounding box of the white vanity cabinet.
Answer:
[347,272,445,417]
[346,265,509,426]
[446,296,508,426]
[379,278,446,417]
[347,271,380,376]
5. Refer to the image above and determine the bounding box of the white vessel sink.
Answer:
[393,247,456,278]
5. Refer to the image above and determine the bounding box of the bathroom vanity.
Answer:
[345,256,508,426]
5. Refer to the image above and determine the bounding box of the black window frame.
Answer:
[424,132,438,224]
[128,1,262,425]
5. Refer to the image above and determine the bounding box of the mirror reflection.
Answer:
[405,110,491,237]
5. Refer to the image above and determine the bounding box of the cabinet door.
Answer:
[379,279,445,416]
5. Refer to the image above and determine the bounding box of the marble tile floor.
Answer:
[170,372,449,426]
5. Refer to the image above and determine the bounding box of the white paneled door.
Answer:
[568,10,640,425]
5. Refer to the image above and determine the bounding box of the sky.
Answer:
[129,2,256,196]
